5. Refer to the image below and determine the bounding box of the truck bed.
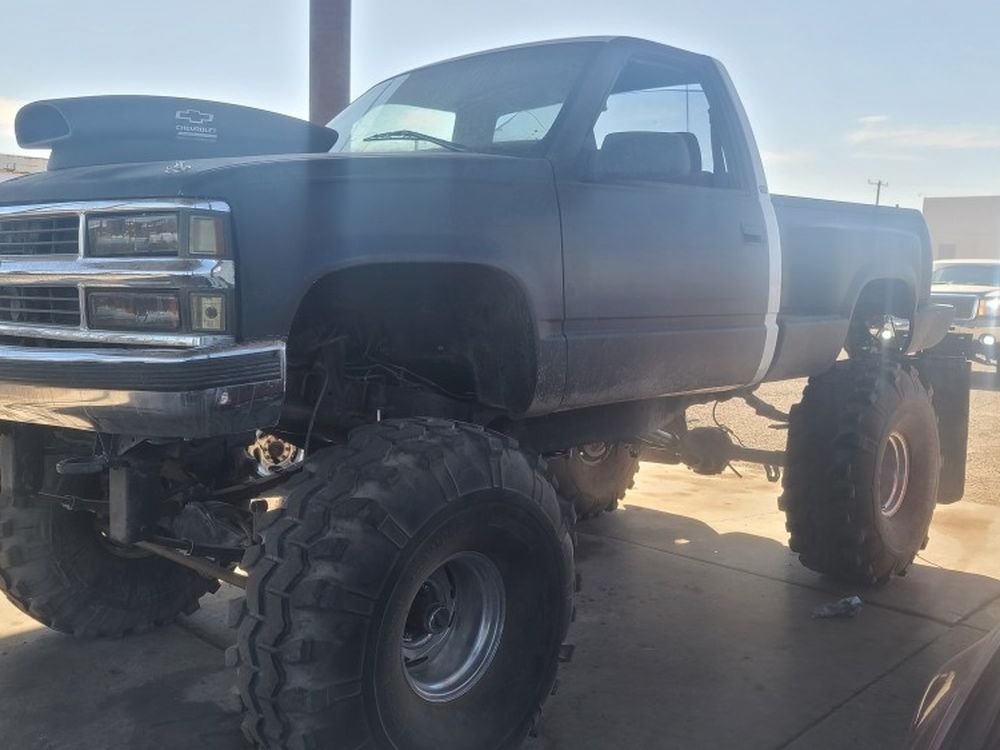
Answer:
[765,194,933,382]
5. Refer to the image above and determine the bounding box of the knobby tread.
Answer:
[234,417,575,750]
[779,358,940,585]
[0,493,214,638]
[548,443,640,520]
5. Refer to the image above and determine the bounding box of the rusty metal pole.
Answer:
[310,0,352,125]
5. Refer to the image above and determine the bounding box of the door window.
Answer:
[590,59,737,188]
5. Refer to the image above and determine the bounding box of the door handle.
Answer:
[742,223,765,244]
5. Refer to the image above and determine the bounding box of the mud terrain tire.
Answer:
[0,491,215,637]
[548,442,639,520]
[232,418,575,750]
[780,360,940,585]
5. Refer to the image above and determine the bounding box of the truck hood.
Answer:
[0,95,528,207]
[0,149,523,208]
[931,284,999,296]
[14,96,338,171]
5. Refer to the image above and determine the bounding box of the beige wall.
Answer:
[0,154,48,183]
[923,196,1000,261]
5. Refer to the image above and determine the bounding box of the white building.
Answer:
[922,196,1000,261]
[0,154,48,183]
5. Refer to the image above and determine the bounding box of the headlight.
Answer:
[87,211,227,257]
[87,291,180,331]
[979,297,1000,318]
[88,213,180,257]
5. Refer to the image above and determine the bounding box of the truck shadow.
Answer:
[538,501,1000,749]
[0,500,996,750]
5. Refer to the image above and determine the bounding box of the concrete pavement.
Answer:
[1,463,997,750]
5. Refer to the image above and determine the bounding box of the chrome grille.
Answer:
[931,293,978,321]
[0,287,81,326]
[0,200,234,346]
[0,215,79,256]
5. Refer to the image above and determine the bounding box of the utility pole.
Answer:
[310,0,352,126]
[868,179,888,207]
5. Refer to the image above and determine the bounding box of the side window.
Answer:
[590,59,735,187]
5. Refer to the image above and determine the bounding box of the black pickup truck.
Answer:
[0,37,966,750]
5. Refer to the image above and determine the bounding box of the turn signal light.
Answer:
[189,216,226,256]
[191,293,226,332]
[979,297,1000,318]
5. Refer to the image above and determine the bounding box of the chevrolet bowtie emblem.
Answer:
[175,109,215,125]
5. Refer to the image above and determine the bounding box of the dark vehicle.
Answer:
[0,37,967,750]
[906,626,1000,749]
[930,260,1000,373]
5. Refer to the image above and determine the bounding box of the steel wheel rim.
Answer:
[879,432,911,518]
[402,551,506,703]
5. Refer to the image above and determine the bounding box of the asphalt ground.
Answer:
[3,465,996,750]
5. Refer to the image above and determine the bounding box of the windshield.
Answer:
[932,264,1000,286]
[328,43,597,155]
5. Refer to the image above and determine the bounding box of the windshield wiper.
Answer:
[363,130,472,152]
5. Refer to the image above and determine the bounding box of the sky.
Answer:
[1,0,998,208]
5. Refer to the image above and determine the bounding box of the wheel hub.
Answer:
[248,432,304,476]
[402,552,505,703]
[577,442,611,465]
[424,603,452,635]
[879,431,911,517]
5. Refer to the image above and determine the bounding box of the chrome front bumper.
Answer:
[950,320,1000,338]
[0,340,285,437]
[949,320,999,362]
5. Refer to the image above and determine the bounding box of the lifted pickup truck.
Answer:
[0,36,967,750]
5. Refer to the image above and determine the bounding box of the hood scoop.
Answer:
[16,96,339,170]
